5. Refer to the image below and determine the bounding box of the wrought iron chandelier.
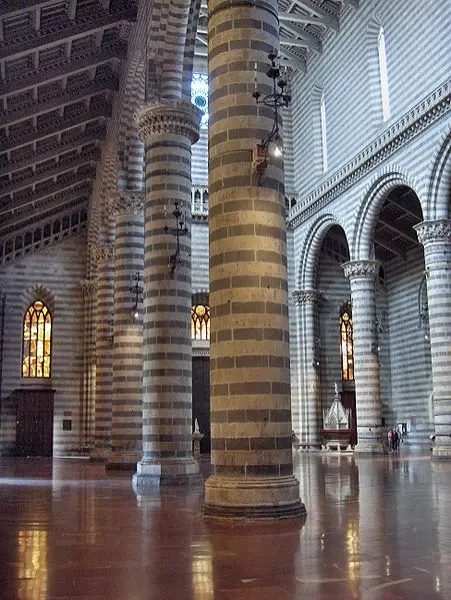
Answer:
[252,52,291,184]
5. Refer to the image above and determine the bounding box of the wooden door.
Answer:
[16,389,54,457]
[192,357,210,453]
[341,390,357,447]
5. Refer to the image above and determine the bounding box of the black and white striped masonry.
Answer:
[415,220,451,458]
[91,241,114,461]
[133,100,202,487]
[342,260,384,453]
[204,0,304,518]
[107,191,144,470]
[292,290,323,448]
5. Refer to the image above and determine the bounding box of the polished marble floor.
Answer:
[0,452,450,599]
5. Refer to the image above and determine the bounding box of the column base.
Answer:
[432,444,451,459]
[132,458,202,489]
[203,475,305,520]
[107,450,142,471]
[90,446,110,462]
[354,441,386,454]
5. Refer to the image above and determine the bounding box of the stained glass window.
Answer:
[191,73,208,127]
[22,300,52,378]
[339,303,354,381]
[191,304,210,340]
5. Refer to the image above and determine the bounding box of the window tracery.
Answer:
[191,304,210,340]
[191,73,208,128]
[22,300,52,378]
[339,301,354,381]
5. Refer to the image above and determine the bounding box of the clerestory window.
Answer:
[320,92,328,172]
[378,27,390,121]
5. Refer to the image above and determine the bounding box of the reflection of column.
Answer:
[91,242,114,460]
[80,279,97,452]
[133,100,201,487]
[107,192,144,469]
[433,461,451,594]
[356,458,386,595]
[343,261,384,453]
[292,290,322,448]
[414,220,451,458]
[204,0,303,518]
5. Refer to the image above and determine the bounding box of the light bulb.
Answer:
[273,144,283,157]
[134,310,139,320]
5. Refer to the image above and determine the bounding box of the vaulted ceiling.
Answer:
[0,0,357,264]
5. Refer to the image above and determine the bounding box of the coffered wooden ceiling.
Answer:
[0,0,358,260]
[0,0,136,248]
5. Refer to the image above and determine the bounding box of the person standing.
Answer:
[393,428,399,452]
[388,429,393,452]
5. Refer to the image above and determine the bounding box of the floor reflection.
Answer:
[0,453,449,599]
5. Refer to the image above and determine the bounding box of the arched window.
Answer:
[320,93,328,172]
[22,300,52,377]
[378,26,390,121]
[339,302,354,381]
[191,304,210,340]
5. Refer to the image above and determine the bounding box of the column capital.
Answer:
[80,279,97,298]
[414,219,451,246]
[342,260,380,281]
[112,190,144,217]
[135,99,202,144]
[91,242,114,266]
[291,289,322,306]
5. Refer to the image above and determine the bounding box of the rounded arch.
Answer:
[298,213,350,290]
[353,167,424,260]
[426,127,451,220]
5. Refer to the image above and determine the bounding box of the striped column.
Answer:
[204,0,304,519]
[292,289,322,449]
[91,242,114,461]
[343,261,384,453]
[80,279,97,453]
[414,220,451,458]
[107,192,144,470]
[133,100,202,488]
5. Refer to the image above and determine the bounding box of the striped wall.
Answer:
[0,236,87,456]
[385,245,433,444]
[191,221,209,293]
[290,0,450,198]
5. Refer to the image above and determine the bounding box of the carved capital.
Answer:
[112,191,145,217]
[342,260,380,281]
[414,220,451,246]
[80,279,97,298]
[292,289,322,306]
[91,242,114,265]
[136,99,201,144]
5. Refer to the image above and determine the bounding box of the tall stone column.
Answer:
[132,100,202,487]
[91,242,114,461]
[414,220,451,458]
[107,192,144,470]
[80,278,97,453]
[292,289,322,448]
[342,260,384,453]
[204,0,304,518]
